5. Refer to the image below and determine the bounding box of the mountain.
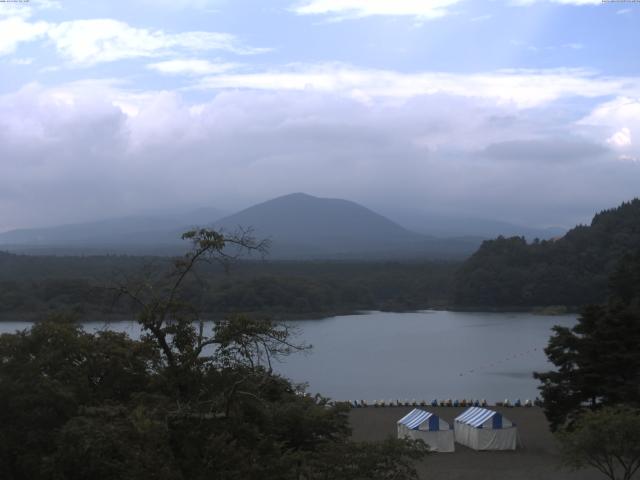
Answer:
[214,193,480,259]
[0,194,483,259]
[453,198,640,308]
[0,208,225,254]
[215,192,420,252]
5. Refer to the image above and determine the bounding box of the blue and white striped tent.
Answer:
[454,407,517,450]
[397,409,454,452]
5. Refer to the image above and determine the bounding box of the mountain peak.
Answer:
[214,193,429,258]
[266,192,334,204]
[278,192,316,200]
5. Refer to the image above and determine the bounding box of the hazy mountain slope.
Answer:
[0,208,224,248]
[0,193,482,259]
[453,198,640,307]
[389,212,566,240]
[214,193,480,259]
[216,193,419,244]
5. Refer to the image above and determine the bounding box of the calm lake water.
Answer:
[0,310,576,403]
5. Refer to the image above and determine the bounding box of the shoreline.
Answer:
[435,305,581,315]
[0,305,580,323]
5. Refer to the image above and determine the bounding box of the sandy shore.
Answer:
[349,406,602,480]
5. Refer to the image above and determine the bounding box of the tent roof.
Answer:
[397,408,435,430]
[455,407,502,428]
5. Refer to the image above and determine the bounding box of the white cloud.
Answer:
[195,63,640,109]
[45,19,267,65]
[291,0,601,20]
[147,59,240,76]
[580,97,640,156]
[31,0,62,10]
[10,57,34,65]
[292,0,463,20]
[0,17,49,55]
[470,14,493,22]
[608,128,632,148]
[132,0,223,10]
[510,40,585,52]
[580,97,640,131]
[0,16,268,64]
[0,0,60,19]
[512,0,600,5]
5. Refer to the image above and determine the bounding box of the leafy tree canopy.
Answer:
[558,406,640,480]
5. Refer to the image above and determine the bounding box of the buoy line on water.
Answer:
[457,347,541,377]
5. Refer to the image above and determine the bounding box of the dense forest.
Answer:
[0,251,457,321]
[453,199,640,308]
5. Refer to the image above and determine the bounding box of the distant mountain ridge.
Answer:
[215,193,419,256]
[0,193,483,259]
[217,193,416,240]
[453,198,640,307]
[0,208,224,249]
[389,212,566,240]
[213,193,481,259]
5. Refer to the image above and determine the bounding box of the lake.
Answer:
[0,310,576,403]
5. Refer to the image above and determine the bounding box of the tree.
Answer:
[298,438,429,480]
[558,406,640,480]
[0,322,158,480]
[0,228,429,480]
[534,252,640,430]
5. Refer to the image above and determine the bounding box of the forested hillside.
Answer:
[453,199,640,308]
[0,252,456,320]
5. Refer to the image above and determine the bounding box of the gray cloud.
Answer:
[0,82,638,232]
[481,138,609,163]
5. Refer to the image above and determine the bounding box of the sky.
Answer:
[0,0,639,232]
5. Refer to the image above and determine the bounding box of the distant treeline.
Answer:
[0,253,457,320]
[453,199,640,308]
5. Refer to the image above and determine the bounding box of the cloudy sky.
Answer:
[1,0,639,232]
